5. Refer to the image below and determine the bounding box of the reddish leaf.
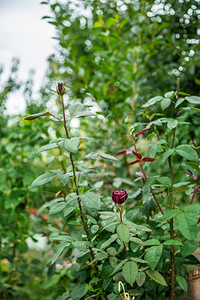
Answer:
[132,151,142,160]
[185,169,198,181]
[115,146,135,156]
[134,127,150,138]
[186,168,192,175]
[115,150,128,156]
[128,159,140,165]
[142,157,156,162]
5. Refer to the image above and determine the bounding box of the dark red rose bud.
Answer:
[56,82,66,95]
[112,190,128,204]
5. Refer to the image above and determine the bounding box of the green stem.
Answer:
[169,154,175,300]
[118,206,128,258]
[60,95,94,259]
[168,77,180,300]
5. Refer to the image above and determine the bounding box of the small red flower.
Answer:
[112,190,128,204]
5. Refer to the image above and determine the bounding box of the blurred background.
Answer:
[0,0,56,114]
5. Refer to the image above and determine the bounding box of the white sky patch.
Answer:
[0,0,57,114]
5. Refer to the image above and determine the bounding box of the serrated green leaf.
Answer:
[164,91,174,98]
[85,152,98,160]
[185,96,200,104]
[158,208,180,222]
[85,152,118,161]
[71,284,87,300]
[63,206,75,217]
[144,245,163,270]
[37,143,58,154]
[163,239,183,246]
[161,98,171,110]
[175,98,185,108]
[167,119,178,129]
[177,211,197,240]
[37,198,64,215]
[117,224,130,244]
[184,204,200,212]
[129,237,144,245]
[122,261,138,286]
[143,96,163,107]
[102,221,119,232]
[110,259,128,276]
[51,242,70,264]
[158,177,171,187]
[173,181,190,188]
[176,145,198,162]
[107,247,118,256]
[100,234,118,250]
[90,251,108,265]
[63,138,80,154]
[57,173,70,185]
[130,257,147,264]
[176,275,188,291]
[135,224,152,232]
[31,173,57,188]
[72,241,87,251]
[81,192,101,209]
[98,152,118,161]
[180,240,197,257]
[162,149,175,161]
[136,271,146,287]
[52,235,74,242]
[146,270,167,286]
[143,239,160,246]
[91,225,99,234]
[49,202,67,215]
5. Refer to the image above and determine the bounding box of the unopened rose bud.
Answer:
[56,82,66,95]
[112,190,128,204]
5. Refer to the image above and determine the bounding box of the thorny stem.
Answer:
[168,78,180,300]
[140,162,164,215]
[118,206,128,258]
[58,146,66,172]
[60,95,95,260]
[119,206,123,224]
[190,185,199,204]
[168,153,175,300]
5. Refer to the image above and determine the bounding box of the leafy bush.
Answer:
[24,81,200,299]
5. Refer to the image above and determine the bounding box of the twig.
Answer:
[60,95,95,259]
[190,185,199,204]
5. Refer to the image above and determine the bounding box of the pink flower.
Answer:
[134,172,148,182]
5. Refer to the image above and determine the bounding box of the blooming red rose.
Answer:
[112,190,128,204]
